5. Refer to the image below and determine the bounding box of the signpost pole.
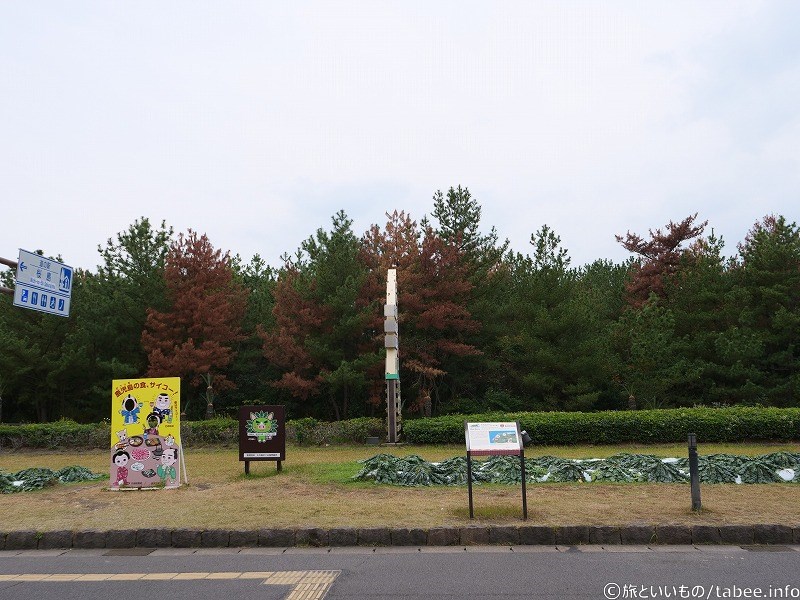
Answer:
[520,453,528,521]
[465,421,474,519]
[0,256,18,296]
[688,433,701,511]
[467,452,474,519]
[180,445,189,484]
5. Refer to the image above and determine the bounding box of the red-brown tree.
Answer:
[260,266,327,403]
[360,211,480,413]
[260,211,377,420]
[616,214,707,307]
[142,230,248,418]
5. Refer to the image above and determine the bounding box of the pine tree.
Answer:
[360,211,480,413]
[261,211,378,420]
[430,186,508,406]
[731,215,800,405]
[616,214,707,307]
[142,230,247,418]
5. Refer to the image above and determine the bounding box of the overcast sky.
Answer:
[2,2,799,272]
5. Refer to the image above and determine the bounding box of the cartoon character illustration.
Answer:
[246,411,277,443]
[150,393,173,424]
[157,447,178,485]
[119,394,141,424]
[113,450,131,486]
[164,435,175,447]
[142,413,161,441]
[115,429,128,448]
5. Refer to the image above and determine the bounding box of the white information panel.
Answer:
[465,422,522,456]
[13,249,73,318]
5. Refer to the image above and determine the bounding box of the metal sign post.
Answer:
[465,421,527,520]
[0,256,18,296]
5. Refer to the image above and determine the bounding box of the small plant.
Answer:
[56,466,105,483]
[0,465,104,493]
[547,462,587,483]
[433,457,469,485]
[482,456,523,484]
[590,462,641,483]
[739,458,784,484]
[637,461,687,483]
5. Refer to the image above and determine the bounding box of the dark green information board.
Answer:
[238,405,286,473]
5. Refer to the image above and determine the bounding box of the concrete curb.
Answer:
[2,524,800,550]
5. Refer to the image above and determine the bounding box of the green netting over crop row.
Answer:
[353,452,800,486]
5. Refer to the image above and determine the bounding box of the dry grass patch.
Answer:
[1,442,799,531]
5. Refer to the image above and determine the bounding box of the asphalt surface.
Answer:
[2,546,800,600]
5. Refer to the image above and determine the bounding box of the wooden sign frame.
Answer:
[239,405,286,474]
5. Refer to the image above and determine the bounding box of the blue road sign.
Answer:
[13,249,73,318]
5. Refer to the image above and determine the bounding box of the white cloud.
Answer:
[0,1,797,271]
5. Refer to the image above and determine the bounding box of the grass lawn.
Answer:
[1,442,799,531]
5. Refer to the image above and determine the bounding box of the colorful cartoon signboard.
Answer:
[238,405,286,473]
[110,377,182,489]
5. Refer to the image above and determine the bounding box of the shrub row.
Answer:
[180,416,383,446]
[3,408,798,449]
[403,407,800,445]
[0,416,384,449]
[0,420,110,450]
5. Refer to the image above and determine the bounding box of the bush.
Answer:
[287,417,319,446]
[286,417,383,445]
[0,419,110,450]
[312,417,384,445]
[181,418,237,445]
[0,416,384,449]
[7,407,796,449]
[403,407,800,445]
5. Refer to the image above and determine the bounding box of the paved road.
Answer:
[2,546,800,600]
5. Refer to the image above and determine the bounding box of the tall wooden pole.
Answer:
[688,433,702,511]
[384,269,401,443]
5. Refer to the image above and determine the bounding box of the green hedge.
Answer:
[4,408,798,449]
[403,407,800,445]
[0,416,384,449]
[0,420,110,450]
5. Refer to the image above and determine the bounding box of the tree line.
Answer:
[0,187,798,423]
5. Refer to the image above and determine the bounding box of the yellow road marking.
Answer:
[238,571,275,579]
[0,570,341,599]
[147,572,179,580]
[205,572,242,580]
[106,573,147,581]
